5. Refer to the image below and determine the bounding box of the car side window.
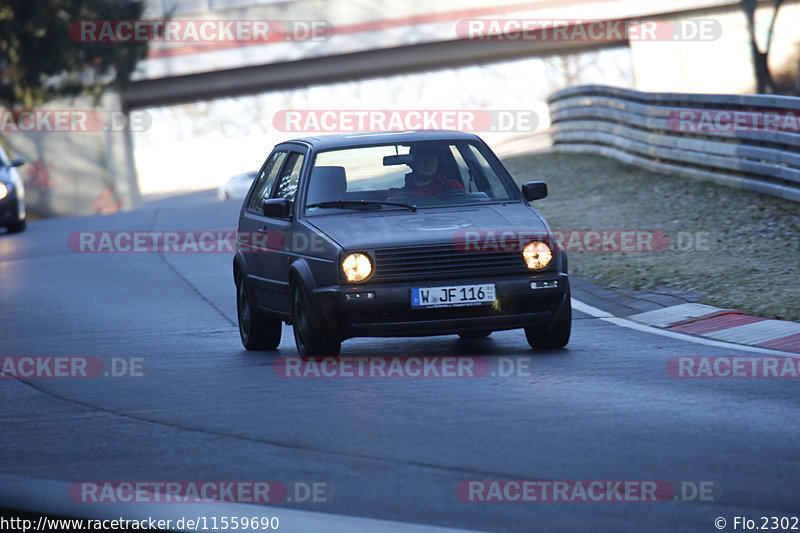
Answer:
[273,152,305,201]
[466,144,511,199]
[450,146,474,190]
[248,151,287,211]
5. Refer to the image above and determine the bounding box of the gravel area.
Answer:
[503,151,800,322]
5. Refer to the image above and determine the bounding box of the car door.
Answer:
[238,149,288,306]
[259,148,308,314]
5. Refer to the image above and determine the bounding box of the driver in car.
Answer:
[388,145,465,197]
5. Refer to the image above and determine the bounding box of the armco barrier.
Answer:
[547,85,800,203]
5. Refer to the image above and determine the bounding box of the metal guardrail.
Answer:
[547,85,800,203]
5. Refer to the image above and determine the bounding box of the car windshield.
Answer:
[304,141,517,214]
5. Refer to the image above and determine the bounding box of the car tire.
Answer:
[524,297,571,350]
[458,330,492,339]
[291,281,341,357]
[6,220,26,233]
[237,275,282,350]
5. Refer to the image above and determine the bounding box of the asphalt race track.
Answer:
[1,191,798,532]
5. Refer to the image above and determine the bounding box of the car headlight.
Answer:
[0,183,8,201]
[522,241,552,270]
[342,253,373,282]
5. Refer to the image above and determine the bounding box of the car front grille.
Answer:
[372,243,528,282]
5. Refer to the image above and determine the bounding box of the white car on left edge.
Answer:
[218,171,257,201]
[0,144,26,233]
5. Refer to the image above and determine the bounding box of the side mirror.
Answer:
[522,181,547,201]
[262,198,291,218]
[10,157,25,168]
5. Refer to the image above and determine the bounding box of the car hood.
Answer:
[305,203,550,250]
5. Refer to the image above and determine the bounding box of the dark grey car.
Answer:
[233,131,570,356]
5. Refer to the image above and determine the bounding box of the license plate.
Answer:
[411,284,496,308]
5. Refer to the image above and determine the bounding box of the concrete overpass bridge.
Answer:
[123,0,779,109]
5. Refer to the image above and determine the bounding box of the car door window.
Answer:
[248,151,287,211]
[273,152,305,201]
[464,144,514,199]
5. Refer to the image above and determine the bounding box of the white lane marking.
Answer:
[572,298,798,356]
[628,303,726,327]
[704,320,800,344]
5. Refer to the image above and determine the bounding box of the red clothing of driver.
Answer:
[389,172,465,197]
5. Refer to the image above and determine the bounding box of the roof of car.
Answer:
[277,130,482,150]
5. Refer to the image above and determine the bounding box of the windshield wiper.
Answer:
[306,200,417,212]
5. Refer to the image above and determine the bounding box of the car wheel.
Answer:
[524,297,571,350]
[458,330,492,339]
[291,281,341,357]
[6,220,26,233]
[237,275,281,350]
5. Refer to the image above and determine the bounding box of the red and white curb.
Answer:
[629,303,800,354]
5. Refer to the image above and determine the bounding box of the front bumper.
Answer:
[309,272,569,339]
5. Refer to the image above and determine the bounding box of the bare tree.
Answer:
[790,41,800,96]
[741,0,784,93]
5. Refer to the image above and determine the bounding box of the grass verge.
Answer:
[503,151,800,322]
